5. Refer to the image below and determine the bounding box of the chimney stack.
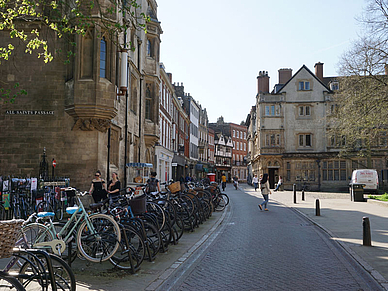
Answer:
[278,68,292,84]
[257,71,270,93]
[314,62,324,81]
[167,73,172,84]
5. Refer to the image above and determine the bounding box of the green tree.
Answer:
[332,0,388,166]
[0,0,148,103]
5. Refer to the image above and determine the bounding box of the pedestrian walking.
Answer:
[258,173,271,211]
[221,173,227,191]
[274,175,283,191]
[89,170,107,203]
[252,174,259,191]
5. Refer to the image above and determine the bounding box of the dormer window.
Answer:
[330,82,339,91]
[299,81,310,90]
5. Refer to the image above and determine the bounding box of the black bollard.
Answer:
[293,184,296,204]
[302,189,305,201]
[363,217,372,246]
[315,199,320,216]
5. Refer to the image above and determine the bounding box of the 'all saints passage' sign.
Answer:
[5,110,54,115]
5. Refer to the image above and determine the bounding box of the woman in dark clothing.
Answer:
[108,172,121,201]
[89,170,107,203]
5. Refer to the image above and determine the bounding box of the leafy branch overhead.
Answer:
[0,0,150,64]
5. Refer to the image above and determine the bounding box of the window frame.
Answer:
[100,37,107,78]
[298,81,310,91]
[298,134,312,148]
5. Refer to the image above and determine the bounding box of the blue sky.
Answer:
[158,0,366,124]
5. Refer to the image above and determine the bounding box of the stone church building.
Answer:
[0,0,162,189]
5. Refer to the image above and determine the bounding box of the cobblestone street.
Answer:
[158,185,383,291]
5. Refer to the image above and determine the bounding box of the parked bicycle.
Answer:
[21,188,121,263]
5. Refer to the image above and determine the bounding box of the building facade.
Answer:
[156,64,174,183]
[0,0,162,188]
[250,63,388,191]
[214,134,233,182]
[230,123,248,182]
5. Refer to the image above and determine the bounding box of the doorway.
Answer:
[268,168,278,189]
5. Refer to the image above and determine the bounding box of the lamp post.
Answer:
[118,49,129,187]
[316,159,321,191]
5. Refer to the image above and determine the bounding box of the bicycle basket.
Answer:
[167,182,181,194]
[129,194,146,215]
[0,219,24,258]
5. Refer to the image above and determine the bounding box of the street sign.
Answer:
[52,159,57,168]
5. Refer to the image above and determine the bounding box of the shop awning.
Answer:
[126,163,153,168]
[172,155,186,166]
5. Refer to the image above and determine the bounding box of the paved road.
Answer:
[158,186,383,291]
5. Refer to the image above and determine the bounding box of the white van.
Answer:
[350,169,379,193]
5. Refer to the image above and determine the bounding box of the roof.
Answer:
[277,65,333,94]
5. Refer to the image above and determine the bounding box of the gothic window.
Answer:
[145,84,152,120]
[131,75,138,114]
[100,37,107,78]
[147,39,152,57]
[81,30,93,79]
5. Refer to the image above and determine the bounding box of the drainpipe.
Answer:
[137,38,142,162]
[107,127,111,182]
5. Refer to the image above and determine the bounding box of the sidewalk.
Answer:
[241,184,388,290]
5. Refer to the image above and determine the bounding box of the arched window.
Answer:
[147,39,152,57]
[100,37,107,78]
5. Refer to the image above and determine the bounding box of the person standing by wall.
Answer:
[258,173,271,211]
[89,170,107,203]
[108,172,121,202]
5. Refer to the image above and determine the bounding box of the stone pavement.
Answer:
[71,204,228,291]
[240,184,388,290]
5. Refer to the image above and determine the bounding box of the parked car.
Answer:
[350,169,379,193]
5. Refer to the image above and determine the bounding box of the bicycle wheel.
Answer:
[20,223,54,249]
[215,194,228,211]
[143,221,162,260]
[109,225,145,271]
[220,193,229,206]
[19,253,76,291]
[0,271,25,291]
[77,213,121,262]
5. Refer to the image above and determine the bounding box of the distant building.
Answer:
[209,117,247,182]
[249,62,388,191]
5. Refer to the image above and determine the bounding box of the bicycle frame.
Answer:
[33,195,98,255]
